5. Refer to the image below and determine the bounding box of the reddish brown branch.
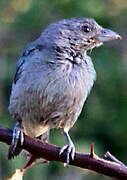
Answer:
[0,126,127,180]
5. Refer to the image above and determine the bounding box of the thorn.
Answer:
[89,143,94,158]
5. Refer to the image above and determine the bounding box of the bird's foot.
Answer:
[8,122,24,159]
[59,142,75,165]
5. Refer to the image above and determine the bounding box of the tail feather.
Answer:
[8,122,24,159]
[8,122,50,159]
[8,145,22,159]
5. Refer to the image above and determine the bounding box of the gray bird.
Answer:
[8,18,121,164]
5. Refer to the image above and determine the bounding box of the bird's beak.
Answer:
[94,28,122,42]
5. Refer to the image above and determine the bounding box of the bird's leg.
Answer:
[8,122,24,159]
[59,129,75,165]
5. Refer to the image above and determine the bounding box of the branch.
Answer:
[0,126,127,180]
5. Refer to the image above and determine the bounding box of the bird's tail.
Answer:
[8,122,24,159]
[8,122,50,159]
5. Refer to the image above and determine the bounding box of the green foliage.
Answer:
[0,0,127,179]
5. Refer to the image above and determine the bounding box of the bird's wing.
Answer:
[14,58,25,84]
[14,42,43,84]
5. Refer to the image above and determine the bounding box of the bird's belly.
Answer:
[38,69,92,131]
[22,119,50,137]
[9,61,96,137]
[19,76,86,136]
[19,86,85,137]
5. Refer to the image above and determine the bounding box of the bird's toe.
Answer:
[59,143,75,165]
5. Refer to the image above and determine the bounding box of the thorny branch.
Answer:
[0,126,127,180]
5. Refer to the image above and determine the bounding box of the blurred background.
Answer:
[0,0,127,179]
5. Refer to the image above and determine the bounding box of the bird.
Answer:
[8,18,121,164]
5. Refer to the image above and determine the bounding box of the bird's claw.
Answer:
[59,142,75,165]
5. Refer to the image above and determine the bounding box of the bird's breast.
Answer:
[39,57,96,129]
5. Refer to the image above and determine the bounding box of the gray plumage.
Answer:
[8,18,121,163]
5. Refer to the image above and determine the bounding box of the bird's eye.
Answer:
[82,25,91,33]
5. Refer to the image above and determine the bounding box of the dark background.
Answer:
[0,0,127,179]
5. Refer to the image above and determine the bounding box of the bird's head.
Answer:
[42,18,121,53]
